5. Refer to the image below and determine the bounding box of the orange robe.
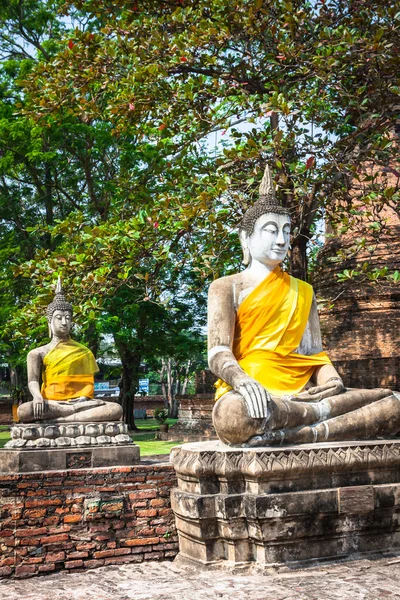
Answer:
[41,339,99,401]
[215,267,331,399]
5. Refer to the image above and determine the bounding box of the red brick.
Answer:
[17,482,39,489]
[0,566,12,577]
[0,557,15,566]
[46,551,65,562]
[41,533,68,545]
[89,522,110,532]
[144,551,163,560]
[43,516,60,526]
[66,551,88,559]
[47,525,71,534]
[38,564,56,573]
[24,557,44,564]
[19,537,37,546]
[158,508,171,516]
[25,498,62,508]
[15,565,36,578]
[94,548,131,559]
[76,542,96,551]
[92,534,112,542]
[123,537,159,547]
[107,542,117,549]
[136,509,157,518]
[130,501,147,508]
[137,528,155,536]
[155,526,168,535]
[0,529,14,538]
[104,555,140,565]
[16,527,47,538]
[150,499,165,508]
[128,491,157,501]
[66,497,84,505]
[63,514,82,524]
[0,502,24,510]
[165,550,178,558]
[162,542,179,550]
[84,559,105,569]
[65,560,84,569]
[24,509,46,519]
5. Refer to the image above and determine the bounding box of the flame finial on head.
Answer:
[46,276,73,321]
[240,163,290,236]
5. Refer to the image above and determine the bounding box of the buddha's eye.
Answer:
[266,227,277,234]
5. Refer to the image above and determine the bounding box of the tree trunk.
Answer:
[180,360,192,396]
[114,337,141,431]
[289,235,308,281]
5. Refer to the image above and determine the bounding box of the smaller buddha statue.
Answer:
[18,279,123,423]
[208,165,399,446]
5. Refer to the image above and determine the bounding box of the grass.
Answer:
[0,419,182,456]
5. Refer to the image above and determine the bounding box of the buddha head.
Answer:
[46,277,73,339]
[239,165,291,267]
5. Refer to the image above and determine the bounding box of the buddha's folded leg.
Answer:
[213,388,395,446]
[270,388,393,430]
[51,401,123,422]
[247,393,400,446]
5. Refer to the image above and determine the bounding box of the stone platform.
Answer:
[0,443,140,472]
[1,421,140,472]
[170,439,400,568]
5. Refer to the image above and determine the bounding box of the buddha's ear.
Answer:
[239,229,250,266]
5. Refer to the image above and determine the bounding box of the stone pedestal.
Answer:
[1,421,140,472]
[0,444,140,472]
[170,440,400,568]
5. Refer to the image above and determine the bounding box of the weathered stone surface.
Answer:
[3,556,400,599]
[171,440,400,567]
[0,444,140,472]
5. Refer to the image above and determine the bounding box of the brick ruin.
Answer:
[314,193,399,390]
[0,463,178,578]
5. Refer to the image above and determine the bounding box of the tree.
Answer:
[20,0,399,281]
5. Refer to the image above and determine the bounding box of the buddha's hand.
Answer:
[234,378,271,419]
[294,377,345,402]
[33,394,46,419]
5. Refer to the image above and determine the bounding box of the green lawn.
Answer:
[0,419,182,456]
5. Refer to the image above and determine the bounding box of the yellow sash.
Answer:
[41,339,99,401]
[215,267,331,399]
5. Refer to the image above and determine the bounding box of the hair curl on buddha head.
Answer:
[46,277,73,321]
[240,164,290,236]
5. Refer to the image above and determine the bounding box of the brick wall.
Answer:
[0,463,178,579]
[0,401,13,425]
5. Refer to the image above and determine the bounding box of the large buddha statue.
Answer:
[18,279,123,423]
[208,166,400,446]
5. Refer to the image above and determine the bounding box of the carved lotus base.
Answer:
[5,421,132,449]
[170,440,400,568]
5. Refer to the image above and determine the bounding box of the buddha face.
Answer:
[50,310,72,339]
[241,212,291,268]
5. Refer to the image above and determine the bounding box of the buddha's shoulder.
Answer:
[27,344,51,360]
[208,273,245,295]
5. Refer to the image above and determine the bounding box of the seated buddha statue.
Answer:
[208,165,399,446]
[18,279,123,423]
